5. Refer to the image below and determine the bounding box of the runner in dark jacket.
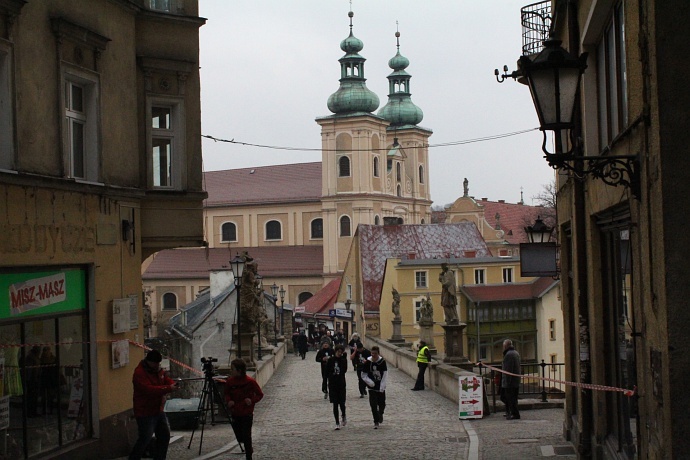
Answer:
[326,344,348,429]
[224,359,264,460]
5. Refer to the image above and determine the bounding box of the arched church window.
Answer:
[266,220,282,240]
[310,218,323,239]
[419,165,424,184]
[397,184,402,197]
[396,162,401,182]
[373,157,379,177]
[221,222,237,242]
[374,215,381,225]
[340,215,351,237]
[162,292,177,310]
[339,156,350,177]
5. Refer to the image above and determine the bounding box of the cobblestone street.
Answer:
[250,351,469,459]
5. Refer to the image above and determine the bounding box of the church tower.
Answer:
[316,12,432,280]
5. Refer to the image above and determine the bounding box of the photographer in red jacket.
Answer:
[224,359,264,460]
[129,349,178,460]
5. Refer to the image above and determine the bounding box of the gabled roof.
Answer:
[357,223,490,311]
[475,198,546,245]
[168,287,234,338]
[460,277,559,303]
[204,163,322,207]
[301,278,341,315]
[143,246,323,280]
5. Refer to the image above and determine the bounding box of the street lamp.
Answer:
[279,285,286,335]
[255,275,264,358]
[230,253,246,359]
[520,216,558,277]
[524,216,553,243]
[496,38,639,198]
[270,283,279,347]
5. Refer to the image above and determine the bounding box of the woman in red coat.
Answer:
[224,359,264,460]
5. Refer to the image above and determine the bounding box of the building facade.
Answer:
[0,1,205,458]
[507,0,690,457]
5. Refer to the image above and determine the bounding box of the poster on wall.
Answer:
[128,294,139,330]
[111,339,130,369]
[67,377,84,418]
[112,298,130,334]
[458,375,484,419]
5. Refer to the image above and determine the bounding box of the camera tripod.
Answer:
[187,357,240,455]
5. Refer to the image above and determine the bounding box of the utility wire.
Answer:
[201,127,539,152]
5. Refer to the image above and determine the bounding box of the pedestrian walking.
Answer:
[292,329,299,356]
[501,339,521,420]
[361,346,387,429]
[315,342,333,399]
[347,333,360,353]
[297,331,309,359]
[411,340,431,391]
[333,329,345,347]
[129,349,179,460]
[224,358,264,460]
[320,330,333,348]
[326,344,348,430]
[349,341,371,398]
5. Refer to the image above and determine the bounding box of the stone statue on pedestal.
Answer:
[391,287,401,320]
[240,258,265,332]
[439,263,459,324]
[419,293,434,323]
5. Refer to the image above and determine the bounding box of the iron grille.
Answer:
[521,1,552,55]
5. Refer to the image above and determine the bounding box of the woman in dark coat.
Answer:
[326,344,348,429]
[297,331,309,359]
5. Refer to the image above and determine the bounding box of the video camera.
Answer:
[200,356,218,376]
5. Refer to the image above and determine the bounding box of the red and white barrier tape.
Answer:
[480,362,636,397]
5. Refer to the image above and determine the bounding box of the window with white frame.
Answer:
[0,45,14,170]
[340,215,351,237]
[162,292,177,310]
[415,271,427,288]
[414,299,423,322]
[265,220,282,240]
[549,319,556,340]
[474,268,486,285]
[502,267,513,283]
[550,353,558,372]
[597,2,628,148]
[221,222,237,242]
[338,156,350,177]
[64,72,99,181]
[149,98,184,189]
[149,0,172,11]
[310,218,323,239]
[346,284,352,300]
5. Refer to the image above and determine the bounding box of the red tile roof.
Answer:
[301,278,341,315]
[460,277,558,302]
[476,199,548,245]
[142,246,323,280]
[203,163,322,207]
[358,223,490,312]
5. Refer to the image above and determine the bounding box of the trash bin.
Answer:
[164,398,200,430]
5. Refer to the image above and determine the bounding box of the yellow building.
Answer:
[0,1,205,458]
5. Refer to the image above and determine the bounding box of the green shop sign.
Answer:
[0,269,86,319]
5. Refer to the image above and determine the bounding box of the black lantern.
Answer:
[345,299,351,311]
[519,39,587,134]
[279,285,286,335]
[496,38,639,198]
[524,216,553,244]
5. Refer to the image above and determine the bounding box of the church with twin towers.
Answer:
[143,9,435,324]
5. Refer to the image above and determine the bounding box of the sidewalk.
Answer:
[117,351,576,459]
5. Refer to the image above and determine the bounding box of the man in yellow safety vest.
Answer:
[411,340,431,391]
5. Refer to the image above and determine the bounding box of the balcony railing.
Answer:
[479,360,566,412]
[521,1,552,55]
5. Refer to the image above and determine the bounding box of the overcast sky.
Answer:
[198,1,555,208]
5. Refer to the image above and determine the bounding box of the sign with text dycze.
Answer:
[458,375,483,419]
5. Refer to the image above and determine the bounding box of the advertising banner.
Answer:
[458,375,484,419]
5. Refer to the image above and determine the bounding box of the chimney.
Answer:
[481,197,488,201]
[210,269,234,299]
[498,200,505,203]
